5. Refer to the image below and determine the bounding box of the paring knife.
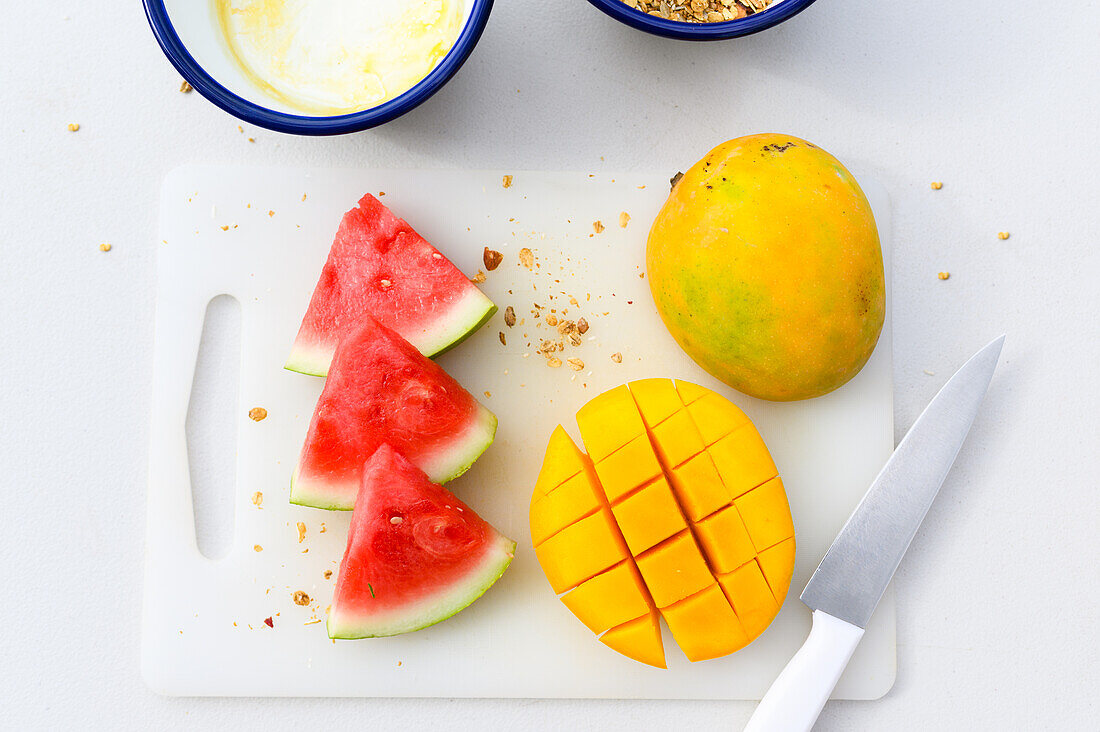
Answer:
[744,336,1005,732]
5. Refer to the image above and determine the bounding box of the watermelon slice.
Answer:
[286,193,497,375]
[291,314,496,510]
[328,444,515,639]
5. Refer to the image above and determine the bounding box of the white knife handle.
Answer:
[744,610,865,732]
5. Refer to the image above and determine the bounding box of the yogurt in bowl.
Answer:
[215,0,469,115]
[143,0,491,134]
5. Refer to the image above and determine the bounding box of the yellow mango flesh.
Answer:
[600,612,666,669]
[611,477,687,555]
[534,508,629,594]
[530,380,796,668]
[529,465,603,547]
[635,531,715,608]
[647,134,886,401]
[561,561,654,635]
[534,425,587,497]
[662,584,749,662]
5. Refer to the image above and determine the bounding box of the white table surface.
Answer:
[1,1,1097,730]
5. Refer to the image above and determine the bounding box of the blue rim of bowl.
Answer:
[585,0,817,40]
[142,0,494,135]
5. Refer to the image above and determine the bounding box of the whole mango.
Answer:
[647,134,885,401]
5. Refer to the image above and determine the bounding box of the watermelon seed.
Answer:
[390,516,403,525]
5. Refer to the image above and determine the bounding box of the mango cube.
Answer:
[649,409,706,468]
[718,560,779,641]
[635,532,714,608]
[534,425,587,496]
[735,477,794,552]
[757,536,796,603]
[577,384,646,462]
[668,451,730,522]
[561,561,655,635]
[600,612,666,669]
[593,434,663,503]
[673,379,711,405]
[687,394,750,445]
[535,509,629,594]
[628,378,683,428]
[662,584,749,662]
[694,504,757,574]
[709,426,778,498]
[530,466,603,546]
[611,477,688,555]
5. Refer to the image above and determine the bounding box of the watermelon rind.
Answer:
[284,287,498,377]
[417,288,498,360]
[288,405,498,511]
[327,533,516,639]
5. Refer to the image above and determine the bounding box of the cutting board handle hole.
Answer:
[186,294,241,561]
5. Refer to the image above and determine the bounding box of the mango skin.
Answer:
[647,134,886,401]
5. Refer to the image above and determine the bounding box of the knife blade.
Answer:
[745,335,1004,732]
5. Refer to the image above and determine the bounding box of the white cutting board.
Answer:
[144,165,896,699]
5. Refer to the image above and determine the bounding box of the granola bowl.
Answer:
[586,0,817,40]
[143,0,494,135]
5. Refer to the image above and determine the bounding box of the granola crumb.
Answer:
[319,523,326,533]
[498,331,507,346]
[504,306,516,327]
[67,123,80,132]
[502,175,513,188]
[179,80,192,93]
[593,220,605,234]
[619,212,630,228]
[301,193,307,201]
[576,317,589,334]
[567,358,585,371]
[611,352,623,363]
[99,243,112,252]
[546,314,559,326]
[323,570,333,579]
[247,137,255,143]
[923,369,936,376]
[296,522,307,543]
[268,210,274,217]
[293,591,311,606]
[253,544,263,552]
[249,407,268,421]
[930,181,943,190]
[220,225,230,232]
[518,247,534,269]
[997,231,1010,240]
[938,272,950,280]
[470,270,487,284]
[670,171,684,189]
[547,357,563,368]
[483,247,503,271]
[251,491,263,507]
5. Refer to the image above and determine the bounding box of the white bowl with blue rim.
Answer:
[143,0,494,135]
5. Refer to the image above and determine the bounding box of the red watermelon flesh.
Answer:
[291,314,496,510]
[286,193,497,376]
[328,444,515,639]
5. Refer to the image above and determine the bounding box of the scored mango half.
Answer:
[530,380,795,668]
